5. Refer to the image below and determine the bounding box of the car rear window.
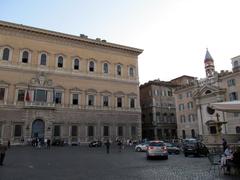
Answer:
[149,142,164,147]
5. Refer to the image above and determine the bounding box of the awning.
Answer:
[211,101,240,112]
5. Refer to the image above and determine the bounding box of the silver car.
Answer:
[135,142,150,152]
[146,141,168,160]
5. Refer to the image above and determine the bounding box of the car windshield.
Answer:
[149,142,164,147]
[165,143,173,147]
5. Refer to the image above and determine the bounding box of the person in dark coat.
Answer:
[47,139,51,149]
[105,140,110,154]
[222,138,227,152]
[0,143,7,166]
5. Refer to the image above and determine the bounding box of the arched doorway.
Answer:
[32,119,45,139]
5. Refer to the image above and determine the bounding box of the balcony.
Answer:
[24,101,56,109]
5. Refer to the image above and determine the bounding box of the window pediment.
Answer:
[127,92,137,97]
[0,80,10,86]
[70,87,82,92]
[114,91,125,96]
[15,82,28,88]
[86,89,97,94]
[100,90,112,95]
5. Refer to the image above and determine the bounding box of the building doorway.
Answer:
[32,119,45,139]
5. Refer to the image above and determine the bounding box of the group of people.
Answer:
[221,138,240,174]
[31,137,51,148]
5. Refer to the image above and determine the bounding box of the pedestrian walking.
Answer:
[222,138,227,152]
[118,140,122,152]
[7,140,10,149]
[47,139,51,149]
[105,140,110,154]
[0,143,7,166]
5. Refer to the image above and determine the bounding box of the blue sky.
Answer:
[1,0,240,84]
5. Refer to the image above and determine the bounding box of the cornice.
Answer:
[0,20,143,56]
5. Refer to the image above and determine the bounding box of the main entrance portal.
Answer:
[32,119,45,139]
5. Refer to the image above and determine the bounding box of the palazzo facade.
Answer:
[0,20,143,145]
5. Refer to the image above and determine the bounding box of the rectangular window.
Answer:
[168,91,172,96]
[157,129,162,138]
[117,97,122,107]
[0,88,5,100]
[178,94,183,99]
[186,91,192,97]
[130,98,135,108]
[156,112,160,123]
[234,113,239,117]
[54,125,60,137]
[210,126,217,134]
[55,92,62,104]
[35,89,47,102]
[178,104,184,111]
[187,102,193,109]
[17,90,25,101]
[103,96,109,106]
[118,126,123,136]
[71,125,78,137]
[227,79,236,87]
[88,126,94,137]
[72,94,79,105]
[229,92,238,101]
[180,115,185,123]
[131,126,136,136]
[88,95,94,106]
[14,125,22,137]
[103,126,109,136]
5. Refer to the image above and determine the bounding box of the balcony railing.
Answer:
[24,101,56,109]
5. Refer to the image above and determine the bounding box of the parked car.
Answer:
[135,142,150,152]
[146,141,168,160]
[89,140,102,147]
[183,141,209,157]
[164,142,180,154]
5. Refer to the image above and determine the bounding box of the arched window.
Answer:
[89,61,95,72]
[236,126,240,134]
[182,130,186,139]
[2,48,10,60]
[22,51,29,63]
[103,63,108,73]
[191,129,195,138]
[57,56,63,68]
[40,54,47,65]
[117,64,121,76]
[74,59,79,70]
[129,67,134,77]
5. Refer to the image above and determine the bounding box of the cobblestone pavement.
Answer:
[0,145,239,180]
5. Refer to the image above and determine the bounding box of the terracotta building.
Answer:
[0,20,143,145]
[140,80,179,140]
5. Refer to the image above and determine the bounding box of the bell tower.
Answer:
[204,49,215,78]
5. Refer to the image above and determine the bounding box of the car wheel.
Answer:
[147,156,151,160]
[164,156,168,160]
[136,147,141,152]
[184,153,188,157]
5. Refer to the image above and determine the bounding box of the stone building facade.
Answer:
[140,80,179,140]
[174,49,240,143]
[0,20,143,145]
